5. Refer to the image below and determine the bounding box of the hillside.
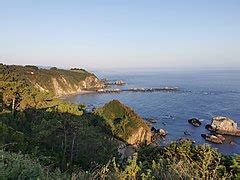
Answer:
[0,64,104,97]
[1,63,240,179]
[0,63,120,173]
[95,100,152,145]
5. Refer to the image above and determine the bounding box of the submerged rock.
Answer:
[229,141,236,145]
[201,134,223,144]
[162,122,166,126]
[184,131,191,136]
[205,124,213,131]
[207,116,240,136]
[188,118,202,127]
[145,118,157,124]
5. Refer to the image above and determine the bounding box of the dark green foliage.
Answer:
[0,64,119,175]
[137,139,229,179]
[0,150,75,179]
[229,155,240,179]
[0,122,26,152]
[94,140,239,179]
[0,150,45,179]
[0,91,2,112]
[0,108,119,171]
[70,68,88,73]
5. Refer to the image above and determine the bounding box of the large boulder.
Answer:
[151,127,167,137]
[95,100,153,146]
[157,129,167,137]
[208,116,240,136]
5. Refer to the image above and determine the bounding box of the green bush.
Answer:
[0,150,44,179]
[137,139,231,179]
[230,155,240,179]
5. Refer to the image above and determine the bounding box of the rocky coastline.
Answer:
[186,116,240,144]
[97,87,179,93]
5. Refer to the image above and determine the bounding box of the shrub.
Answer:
[0,150,44,179]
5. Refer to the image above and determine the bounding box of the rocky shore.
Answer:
[104,80,126,86]
[97,87,179,93]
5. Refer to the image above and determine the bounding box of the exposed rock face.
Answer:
[50,75,104,97]
[26,68,104,97]
[209,116,240,136]
[127,126,152,145]
[0,64,105,97]
[95,100,153,146]
[118,144,135,161]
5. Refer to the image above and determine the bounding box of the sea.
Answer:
[65,69,240,155]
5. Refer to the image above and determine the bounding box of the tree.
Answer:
[0,91,3,112]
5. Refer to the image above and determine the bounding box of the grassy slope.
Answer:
[95,100,150,142]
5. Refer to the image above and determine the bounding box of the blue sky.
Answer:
[0,0,240,70]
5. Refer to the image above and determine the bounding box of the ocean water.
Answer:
[65,70,240,155]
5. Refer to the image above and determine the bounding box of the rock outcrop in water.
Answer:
[188,118,202,127]
[95,100,153,146]
[207,116,240,136]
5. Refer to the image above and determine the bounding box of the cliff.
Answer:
[95,100,152,146]
[0,64,104,97]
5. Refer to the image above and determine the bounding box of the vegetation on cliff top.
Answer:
[0,64,103,97]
